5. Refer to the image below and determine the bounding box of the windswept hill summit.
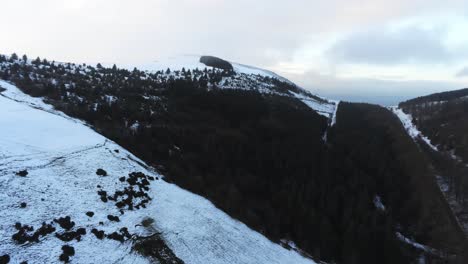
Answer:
[0,53,467,263]
[135,54,338,119]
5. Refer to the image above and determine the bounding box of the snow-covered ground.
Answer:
[373,196,386,212]
[0,81,315,263]
[396,232,439,256]
[230,62,294,84]
[291,91,339,121]
[137,55,338,122]
[389,107,438,151]
[137,55,213,73]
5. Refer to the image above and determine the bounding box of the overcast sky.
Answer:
[2,0,468,105]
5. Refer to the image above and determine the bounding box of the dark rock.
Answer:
[0,255,10,264]
[54,216,75,230]
[12,222,54,244]
[96,169,107,176]
[76,228,86,235]
[16,170,28,177]
[107,215,120,222]
[200,56,234,71]
[59,254,69,263]
[20,202,27,208]
[85,211,94,217]
[107,232,124,242]
[55,230,83,242]
[62,245,75,256]
[91,228,105,239]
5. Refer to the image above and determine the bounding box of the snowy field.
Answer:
[0,80,315,263]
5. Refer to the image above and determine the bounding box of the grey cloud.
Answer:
[456,67,468,77]
[2,0,467,68]
[283,70,463,105]
[328,26,456,65]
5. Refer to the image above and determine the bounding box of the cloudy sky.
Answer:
[2,0,468,104]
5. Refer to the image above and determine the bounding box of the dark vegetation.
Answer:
[98,172,155,211]
[400,92,468,208]
[107,228,131,242]
[133,233,185,264]
[16,170,28,177]
[55,228,86,242]
[5,170,182,263]
[402,88,468,106]
[54,216,75,230]
[0,54,466,263]
[200,55,234,71]
[59,245,75,263]
[0,255,10,264]
[91,228,105,239]
[107,215,120,222]
[12,222,56,244]
[96,168,107,176]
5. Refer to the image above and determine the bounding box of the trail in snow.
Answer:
[291,91,338,120]
[390,106,468,238]
[389,107,438,151]
[396,232,439,256]
[0,80,316,264]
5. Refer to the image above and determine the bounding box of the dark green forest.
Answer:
[1,54,466,263]
[400,91,468,232]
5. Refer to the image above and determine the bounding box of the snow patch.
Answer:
[389,107,438,151]
[373,196,386,212]
[330,101,340,126]
[291,91,338,120]
[396,232,438,255]
[137,55,212,72]
[230,62,293,84]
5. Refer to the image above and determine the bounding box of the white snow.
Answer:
[291,91,338,120]
[230,62,294,84]
[137,55,294,84]
[373,196,386,212]
[137,55,212,72]
[127,55,337,120]
[330,101,340,126]
[390,107,438,151]
[0,80,315,264]
[396,232,438,255]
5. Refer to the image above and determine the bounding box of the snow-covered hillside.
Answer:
[0,80,316,263]
[137,55,291,83]
[389,107,438,151]
[137,55,338,121]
